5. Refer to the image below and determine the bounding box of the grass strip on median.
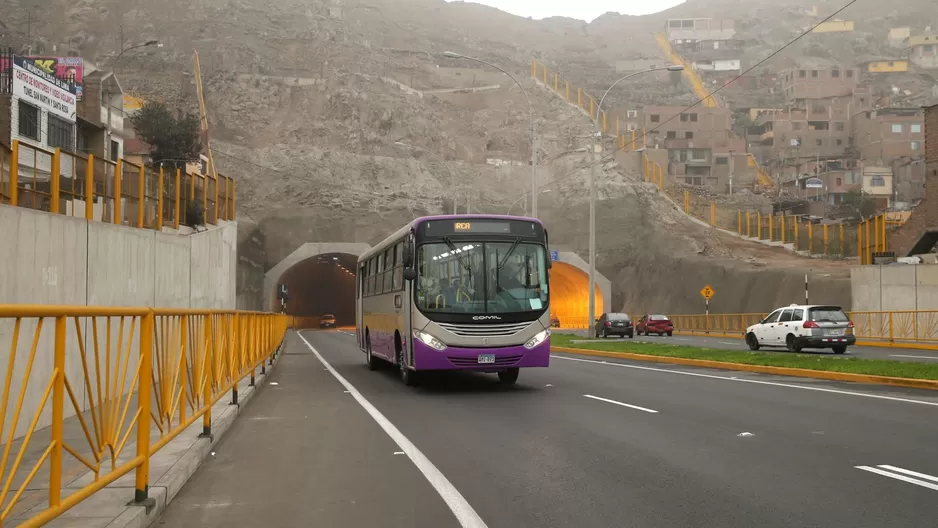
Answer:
[551,334,938,383]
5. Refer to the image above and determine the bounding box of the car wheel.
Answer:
[366,338,379,371]
[746,333,760,351]
[667,331,673,337]
[601,329,608,338]
[628,332,634,339]
[498,368,519,385]
[786,334,802,353]
[832,346,847,355]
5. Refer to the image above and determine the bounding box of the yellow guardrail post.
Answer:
[808,222,814,254]
[137,164,145,228]
[780,215,786,243]
[174,169,182,229]
[866,220,872,264]
[51,148,61,214]
[49,315,67,507]
[839,224,845,257]
[9,140,19,206]
[202,315,214,438]
[531,59,536,78]
[85,154,95,220]
[757,212,762,239]
[157,166,164,229]
[249,315,257,387]
[746,212,751,237]
[769,214,774,241]
[114,159,123,225]
[134,310,154,504]
[888,312,894,343]
[231,180,236,221]
[823,224,829,256]
[857,223,863,264]
[180,316,189,425]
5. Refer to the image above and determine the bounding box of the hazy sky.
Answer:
[456,0,686,22]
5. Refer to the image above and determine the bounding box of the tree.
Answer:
[128,101,201,172]
[129,101,204,226]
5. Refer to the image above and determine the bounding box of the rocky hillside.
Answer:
[10,0,932,311]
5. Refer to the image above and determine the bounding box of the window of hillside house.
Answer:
[716,156,729,165]
[835,122,845,131]
[892,124,903,133]
[832,69,840,78]
[846,69,854,78]
[870,176,885,187]
[811,70,819,78]
[48,115,73,150]
[707,177,718,187]
[912,141,920,150]
[651,114,660,123]
[685,131,694,139]
[667,131,677,139]
[18,101,40,140]
[816,139,823,146]
[690,113,698,122]
[799,70,806,78]
[911,124,921,133]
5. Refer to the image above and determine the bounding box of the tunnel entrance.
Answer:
[550,261,604,329]
[275,252,359,328]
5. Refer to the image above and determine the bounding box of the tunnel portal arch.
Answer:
[264,243,372,318]
[549,252,612,329]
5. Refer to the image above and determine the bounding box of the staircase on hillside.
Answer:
[654,33,775,188]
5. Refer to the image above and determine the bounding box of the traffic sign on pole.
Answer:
[700,285,715,300]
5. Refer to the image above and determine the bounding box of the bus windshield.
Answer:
[415,241,548,314]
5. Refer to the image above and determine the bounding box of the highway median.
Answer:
[551,334,938,391]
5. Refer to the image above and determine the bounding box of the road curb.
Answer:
[671,331,938,352]
[552,346,938,392]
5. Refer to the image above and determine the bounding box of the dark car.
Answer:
[319,314,336,329]
[550,315,561,328]
[595,313,634,338]
[637,314,673,336]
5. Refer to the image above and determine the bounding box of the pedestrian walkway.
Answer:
[155,332,456,527]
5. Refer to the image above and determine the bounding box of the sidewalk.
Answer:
[154,332,457,528]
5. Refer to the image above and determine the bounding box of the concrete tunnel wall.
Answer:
[264,244,610,328]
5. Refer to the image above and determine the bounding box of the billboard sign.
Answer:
[12,56,77,121]
[805,177,824,189]
[1,56,84,100]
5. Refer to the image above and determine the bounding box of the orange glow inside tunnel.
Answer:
[549,262,604,328]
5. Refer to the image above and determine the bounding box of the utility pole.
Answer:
[588,130,597,337]
[729,149,735,194]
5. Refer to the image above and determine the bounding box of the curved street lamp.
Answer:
[586,65,684,337]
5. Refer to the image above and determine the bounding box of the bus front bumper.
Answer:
[412,338,550,371]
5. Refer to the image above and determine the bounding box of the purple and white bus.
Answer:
[356,215,551,385]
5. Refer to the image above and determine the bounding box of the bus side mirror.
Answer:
[403,240,414,267]
[403,268,417,281]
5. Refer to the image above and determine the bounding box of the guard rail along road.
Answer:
[0,305,289,526]
[559,311,938,349]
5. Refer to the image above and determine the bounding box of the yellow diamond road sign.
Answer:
[700,285,715,300]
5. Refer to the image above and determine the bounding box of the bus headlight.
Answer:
[524,329,550,349]
[413,330,447,351]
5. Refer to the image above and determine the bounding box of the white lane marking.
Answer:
[718,341,739,346]
[583,394,658,413]
[890,355,938,360]
[552,355,938,408]
[855,465,938,492]
[879,465,938,483]
[297,332,487,528]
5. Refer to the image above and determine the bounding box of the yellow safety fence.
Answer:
[669,188,906,262]
[0,306,289,526]
[0,141,236,229]
[531,60,649,153]
[669,311,938,348]
[653,33,718,108]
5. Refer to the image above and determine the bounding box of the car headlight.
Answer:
[413,330,447,351]
[524,329,550,350]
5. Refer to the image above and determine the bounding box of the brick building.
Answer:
[906,35,938,69]
[665,19,736,43]
[891,104,938,256]
[851,107,925,164]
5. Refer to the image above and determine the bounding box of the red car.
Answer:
[637,314,673,336]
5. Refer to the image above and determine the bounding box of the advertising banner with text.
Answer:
[12,56,77,121]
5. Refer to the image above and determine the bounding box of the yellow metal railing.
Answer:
[531,60,648,153]
[669,311,938,345]
[0,306,288,526]
[0,141,236,229]
[654,33,718,108]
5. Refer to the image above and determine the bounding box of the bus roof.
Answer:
[357,214,544,264]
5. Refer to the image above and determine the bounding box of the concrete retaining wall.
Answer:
[0,204,238,438]
[851,265,938,311]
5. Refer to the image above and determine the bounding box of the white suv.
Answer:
[745,305,855,354]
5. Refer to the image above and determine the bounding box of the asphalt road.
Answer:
[558,329,938,363]
[159,329,938,527]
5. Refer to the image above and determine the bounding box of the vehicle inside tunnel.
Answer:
[275,253,359,327]
[549,261,604,328]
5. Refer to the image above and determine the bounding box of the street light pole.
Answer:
[106,40,162,162]
[395,142,459,214]
[443,52,538,218]
[587,65,684,337]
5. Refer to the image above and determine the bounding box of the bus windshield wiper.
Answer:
[442,237,472,273]
[497,237,522,270]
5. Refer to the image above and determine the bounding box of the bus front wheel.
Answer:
[498,368,519,385]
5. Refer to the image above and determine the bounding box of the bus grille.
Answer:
[437,322,532,337]
[448,355,523,367]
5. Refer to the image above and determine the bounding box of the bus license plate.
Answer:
[478,354,496,364]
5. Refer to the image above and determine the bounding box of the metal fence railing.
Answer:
[1,141,236,231]
[0,305,290,526]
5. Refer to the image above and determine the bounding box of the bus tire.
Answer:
[498,368,519,385]
[365,336,379,371]
[397,345,417,386]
